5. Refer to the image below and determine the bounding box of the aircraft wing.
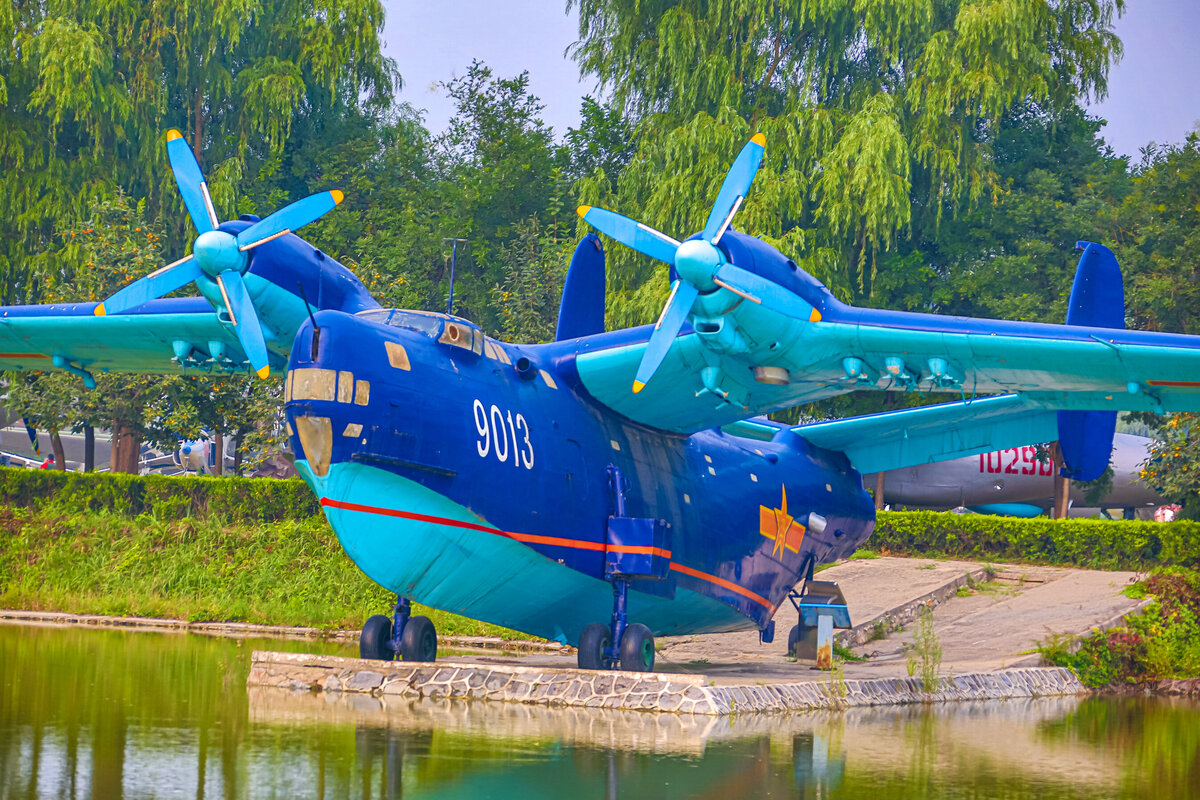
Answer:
[573,300,1200,434]
[792,394,1058,475]
[0,298,265,379]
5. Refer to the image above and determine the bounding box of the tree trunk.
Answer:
[874,471,886,511]
[212,432,223,477]
[110,422,140,474]
[232,429,245,476]
[1050,442,1069,519]
[1056,474,1072,520]
[83,425,95,472]
[50,430,66,470]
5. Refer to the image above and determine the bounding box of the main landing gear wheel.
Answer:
[619,623,655,672]
[360,614,394,661]
[398,615,438,662]
[577,622,611,670]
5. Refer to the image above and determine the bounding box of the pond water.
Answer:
[1,623,1197,799]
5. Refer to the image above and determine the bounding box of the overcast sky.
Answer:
[381,0,1200,159]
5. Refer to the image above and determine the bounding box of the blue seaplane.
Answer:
[1,131,1195,671]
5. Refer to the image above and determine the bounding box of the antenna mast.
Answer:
[442,238,468,315]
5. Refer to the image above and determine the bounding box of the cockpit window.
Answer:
[291,368,336,402]
[438,319,483,355]
[358,309,483,355]
[357,309,443,337]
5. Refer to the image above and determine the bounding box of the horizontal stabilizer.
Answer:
[794,395,1058,475]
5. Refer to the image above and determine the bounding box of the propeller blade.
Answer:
[701,134,766,245]
[576,206,680,265]
[94,256,202,316]
[216,271,272,379]
[236,190,344,251]
[165,130,218,235]
[632,280,699,393]
[713,262,821,322]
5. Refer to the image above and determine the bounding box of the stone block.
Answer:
[345,671,383,692]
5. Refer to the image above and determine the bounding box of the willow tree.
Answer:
[0,0,397,303]
[569,0,1125,323]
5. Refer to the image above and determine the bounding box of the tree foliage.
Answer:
[0,0,396,303]
[569,0,1126,319]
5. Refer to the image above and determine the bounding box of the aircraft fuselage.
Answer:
[284,308,875,644]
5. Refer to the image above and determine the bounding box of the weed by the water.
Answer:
[828,657,848,699]
[904,607,942,692]
[832,642,866,662]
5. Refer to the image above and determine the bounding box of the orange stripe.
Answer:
[1147,380,1200,388]
[0,352,48,359]
[321,497,671,558]
[669,562,775,611]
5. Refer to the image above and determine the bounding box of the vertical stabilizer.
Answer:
[556,234,606,341]
[1057,241,1123,481]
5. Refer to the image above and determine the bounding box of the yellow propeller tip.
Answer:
[165,129,183,141]
[93,304,106,317]
[751,133,766,146]
[256,366,271,379]
[330,189,344,204]
[632,380,645,394]
[576,205,592,218]
[809,308,822,323]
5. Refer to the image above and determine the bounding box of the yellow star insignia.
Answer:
[759,485,806,557]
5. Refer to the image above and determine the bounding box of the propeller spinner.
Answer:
[577,134,818,393]
[94,129,343,379]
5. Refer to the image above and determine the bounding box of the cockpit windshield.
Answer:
[357,309,483,355]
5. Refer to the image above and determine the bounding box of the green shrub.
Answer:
[873,510,1200,571]
[1041,570,1200,685]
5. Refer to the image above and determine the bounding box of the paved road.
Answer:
[465,556,1143,683]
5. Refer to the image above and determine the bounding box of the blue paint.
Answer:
[1057,242,1124,481]
[284,309,875,643]
[968,503,1046,518]
[555,234,606,341]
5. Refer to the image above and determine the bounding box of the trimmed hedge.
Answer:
[0,467,320,522]
[4,469,1197,571]
[874,510,1200,571]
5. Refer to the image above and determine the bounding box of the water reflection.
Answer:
[1,623,1198,799]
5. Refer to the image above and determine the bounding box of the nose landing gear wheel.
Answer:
[398,615,438,662]
[360,614,394,661]
[577,622,612,670]
[619,623,655,672]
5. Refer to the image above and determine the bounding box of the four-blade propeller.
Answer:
[95,129,343,379]
[577,134,817,393]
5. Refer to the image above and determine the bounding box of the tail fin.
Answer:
[1057,241,1123,481]
[556,234,606,341]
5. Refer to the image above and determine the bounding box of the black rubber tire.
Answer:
[577,622,611,670]
[619,623,655,672]
[360,614,394,661]
[787,624,801,658]
[398,615,438,662]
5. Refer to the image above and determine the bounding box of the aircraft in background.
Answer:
[2,131,1200,672]
[871,432,1163,517]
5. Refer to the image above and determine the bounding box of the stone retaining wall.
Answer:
[250,651,1084,716]
[836,565,988,647]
